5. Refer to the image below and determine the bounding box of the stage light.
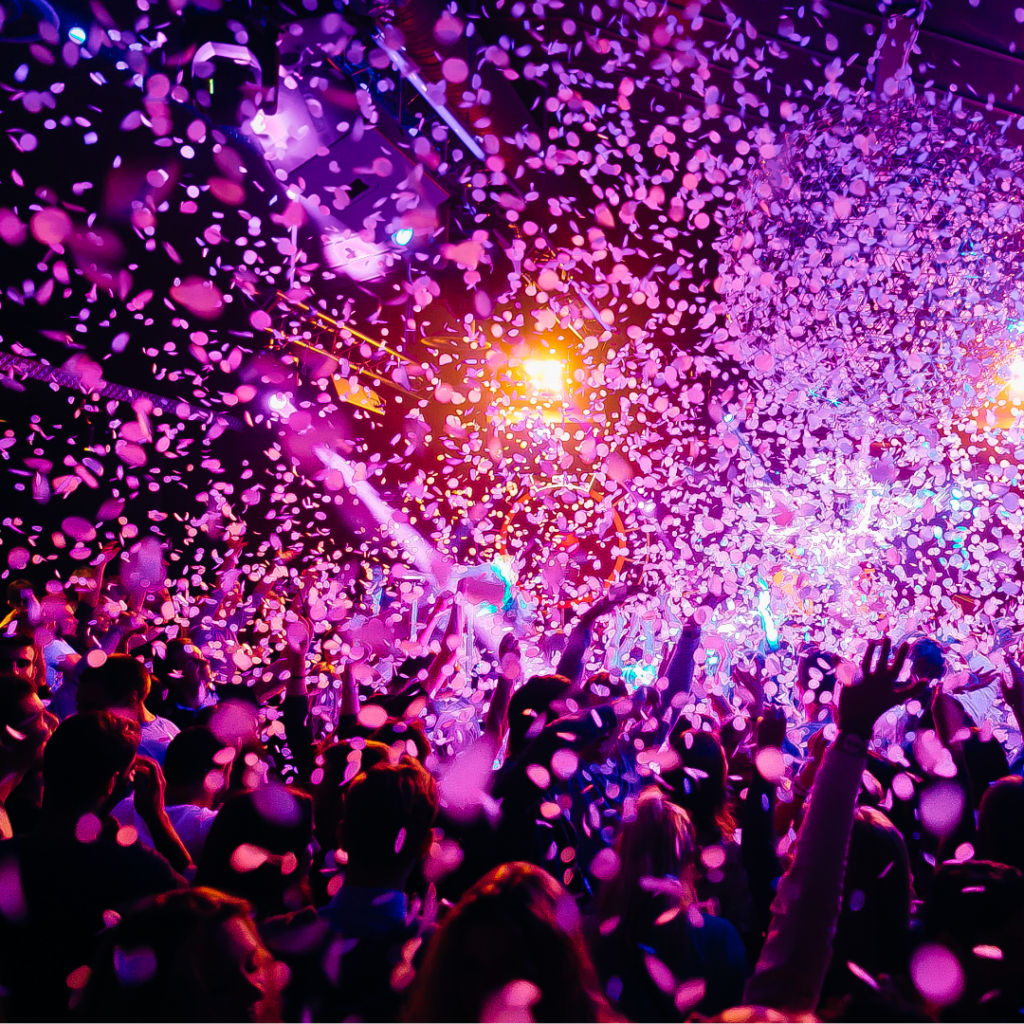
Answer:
[391,227,414,247]
[267,392,296,416]
[524,358,564,394]
[68,26,86,44]
[1008,354,1024,398]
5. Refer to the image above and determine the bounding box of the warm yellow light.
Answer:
[524,358,564,394]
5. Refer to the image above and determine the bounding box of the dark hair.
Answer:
[42,711,139,811]
[506,675,571,759]
[824,806,913,1001]
[311,739,391,851]
[596,787,698,947]
[583,670,629,707]
[153,637,193,683]
[0,674,39,732]
[924,860,1024,1018]
[0,631,38,652]
[369,716,431,763]
[978,776,1024,874]
[926,858,1024,945]
[665,727,736,841]
[78,887,263,1022]
[910,638,945,680]
[0,631,46,693]
[5,580,33,606]
[401,861,610,1022]
[163,727,223,790]
[79,654,151,708]
[194,786,313,919]
[341,757,438,872]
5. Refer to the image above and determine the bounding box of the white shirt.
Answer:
[43,638,77,693]
[112,794,218,862]
[139,716,180,764]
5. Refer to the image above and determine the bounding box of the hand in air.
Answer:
[838,638,924,740]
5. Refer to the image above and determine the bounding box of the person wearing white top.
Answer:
[75,653,180,764]
[112,724,225,862]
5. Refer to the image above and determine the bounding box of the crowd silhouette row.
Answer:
[0,546,1021,1023]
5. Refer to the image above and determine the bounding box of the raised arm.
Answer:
[423,589,465,700]
[1000,656,1024,736]
[556,585,637,687]
[484,633,522,743]
[744,638,924,1014]
[279,615,317,787]
[131,755,193,874]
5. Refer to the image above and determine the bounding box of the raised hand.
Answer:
[838,637,923,740]
[131,754,168,824]
[733,656,766,716]
[578,581,642,626]
[1000,656,1024,728]
[498,633,522,682]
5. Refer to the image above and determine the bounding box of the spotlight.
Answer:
[523,358,564,394]
[267,391,296,416]
[391,227,414,247]
[68,26,86,44]
[1008,354,1024,398]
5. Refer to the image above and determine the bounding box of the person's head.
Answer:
[665,726,734,839]
[825,806,913,999]
[401,861,610,1023]
[0,632,45,693]
[39,591,77,637]
[506,674,571,759]
[960,730,1011,808]
[369,716,431,764]
[42,711,139,816]
[194,786,313,919]
[340,756,439,888]
[310,739,390,851]
[581,670,629,708]
[597,787,697,941]
[0,674,50,777]
[78,887,276,1022]
[76,654,151,718]
[154,639,214,707]
[924,860,1024,1020]
[978,776,1024,873]
[5,580,34,610]
[910,638,945,684]
[163,727,226,808]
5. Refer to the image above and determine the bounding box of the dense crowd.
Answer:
[0,540,1022,1023]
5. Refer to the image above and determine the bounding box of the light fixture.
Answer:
[523,358,564,394]
[373,34,486,162]
[391,227,414,247]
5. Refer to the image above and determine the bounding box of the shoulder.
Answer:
[110,837,182,889]
[145,715,181,737]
